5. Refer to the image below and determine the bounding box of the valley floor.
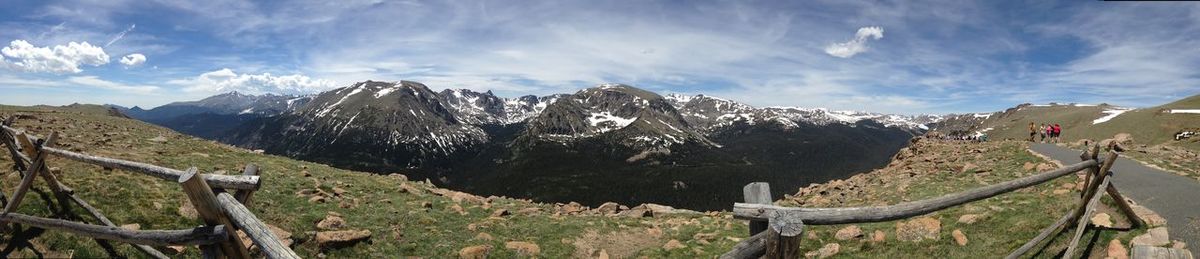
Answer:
[0,104,1170,257]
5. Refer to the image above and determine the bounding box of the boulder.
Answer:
[896,217,940,242]
[596,202,622,215]
[490,209,510,217]
[957,214,982,224]
[662,239,685,250]
[317,215,346,230]
[951,229,968,246]
[817,243,840,258]
[1022,162,1037,171]
[474,232,493,241]
[315,230,371,249]
[1130,227,1170,247]
[120,223,141,231]
[1035,163,1057,172]
[1106,239,1128,259]
[617,206,651,218]
[458,245,492,259]
[504,241,540,256]
[559,202,585,214]
[1090,213,1113,228]
[834,225,863,240]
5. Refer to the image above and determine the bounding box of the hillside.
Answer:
[0,103,1165,257]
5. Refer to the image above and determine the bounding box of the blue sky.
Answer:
[1,0,1198,114]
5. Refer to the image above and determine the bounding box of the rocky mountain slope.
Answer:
[110,92,313,138]
[128,81,929,211]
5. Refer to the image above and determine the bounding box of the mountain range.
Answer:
[114,81,931,210]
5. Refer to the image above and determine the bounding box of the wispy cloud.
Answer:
[119,53,145,66]
[169,68,337,95]
[824,26,884,58]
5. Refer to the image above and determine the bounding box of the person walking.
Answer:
[1052,123,1062,143]
[1028,122,1037,142]
[1039,123,1048,142]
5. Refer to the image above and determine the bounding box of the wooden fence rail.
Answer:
[723,144,1144,258]
[0,117,295,259]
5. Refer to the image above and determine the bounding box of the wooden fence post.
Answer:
[180,167,252,259]
[217,192,301,259]
[233,164,259,208]
[764,211,804,259]
[0,131,57,229]
[744,182,771,236]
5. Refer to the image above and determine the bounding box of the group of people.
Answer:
[1029,122,1063,143]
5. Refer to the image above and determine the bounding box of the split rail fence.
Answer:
[722,144,1144,258]
[0,116,299,259]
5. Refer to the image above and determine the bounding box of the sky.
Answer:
[1,0,1198,115]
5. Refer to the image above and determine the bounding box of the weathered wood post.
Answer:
[180,167,252,259]
[0,131,56,229]
[217,192,301,259]
[743,182,772,236]
[765,210,804,259]
[233,164,259,208]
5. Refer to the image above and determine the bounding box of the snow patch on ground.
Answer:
[1168,109,1200,114]
[588,112,637,131]
[1093,108,1134,124]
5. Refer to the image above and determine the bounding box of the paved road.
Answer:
[1030,143,1198,254]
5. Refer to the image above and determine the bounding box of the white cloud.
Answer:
[824,26,884,58]
[171,68,338,95]
[66,75,158,93]
[119,53,146,66]
[0,40,110,73]
[105,24,136,47]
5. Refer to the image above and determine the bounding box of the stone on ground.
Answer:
[835,225,863,240]
[662,239,685,250]
[504,241,540,256]
[317,214,346,230]
[1106,239,1128,259]
[818,243,840,258]
[951,229,968,246]
[1130,227,1170,247]
[458,245,491,259]
[957,214,981,224]
[596,202,622,215]
[896,217,941,242]
[474,232,493,241]
[315,229,372,249]
[1091,213,1113,228]
[872,230,886,242]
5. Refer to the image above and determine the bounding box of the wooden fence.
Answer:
[722,144,1146,258]
[0,116,299,259]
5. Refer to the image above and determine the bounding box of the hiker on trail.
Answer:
[1039,123,1048,142]
[1052,123,1062,143]
[1028,122,1037,142]
[1045,123,1054,143]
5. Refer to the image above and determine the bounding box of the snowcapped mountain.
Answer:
[665,93,934,132]
[522,84,714,148]
[436,89,564,125]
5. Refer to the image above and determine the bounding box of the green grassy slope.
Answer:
[970,94,1200,150]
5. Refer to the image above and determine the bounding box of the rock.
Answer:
[120,223,140,231]
[309,195,327,203]
[1107,239,1128,259]
[662,239,685,250]
[1052,189,1070,195]
[1130,227,1170,247]
[504,241,540,256]
[474,232,493,241]
[646,227,664,237]
[1035,163,1056,172]
[420,201,433,209]
[959,162,978,173]
[450,204,466,215]
[597,249,610,259]
[1172,240,1187,250]
[640,203,700,217]
[896,217,940,242]
[490,209,510,217]
[517,207,541,215]
[1022,162,1036,171]
[952,229,968,246]
[458,245,492,259]
[559,202,585,214]
[817,243,840,258]
[1131,204,1168,227]
[617,206,651,218]
[1090,213,1113,228]
[317,215,347,230]
[957,214,981,224]
[596,202,622,215]
[331,187,347,196]
[1061,183,1076,190]
[315,229,371,249]
[835,225,863,240]
[872,230,886,242]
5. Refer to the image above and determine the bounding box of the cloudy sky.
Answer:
[1,0,1198,114]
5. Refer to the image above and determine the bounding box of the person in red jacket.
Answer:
[1052,124,1062,143]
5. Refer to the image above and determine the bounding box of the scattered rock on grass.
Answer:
[1130,227,1170,247]
[952,229,968,246]
[504,241,540,256]
[835,225,863,240]
[1090,213,1113,228]
[896,217,940,242]
[1107,239,1128,259]
[872,230,886,242]
[957,214,981,224]
[458,245,492,259]
[663,239,685,250]
[315,229,371,249]
[818,243,840,258]
[317,214,346,230]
